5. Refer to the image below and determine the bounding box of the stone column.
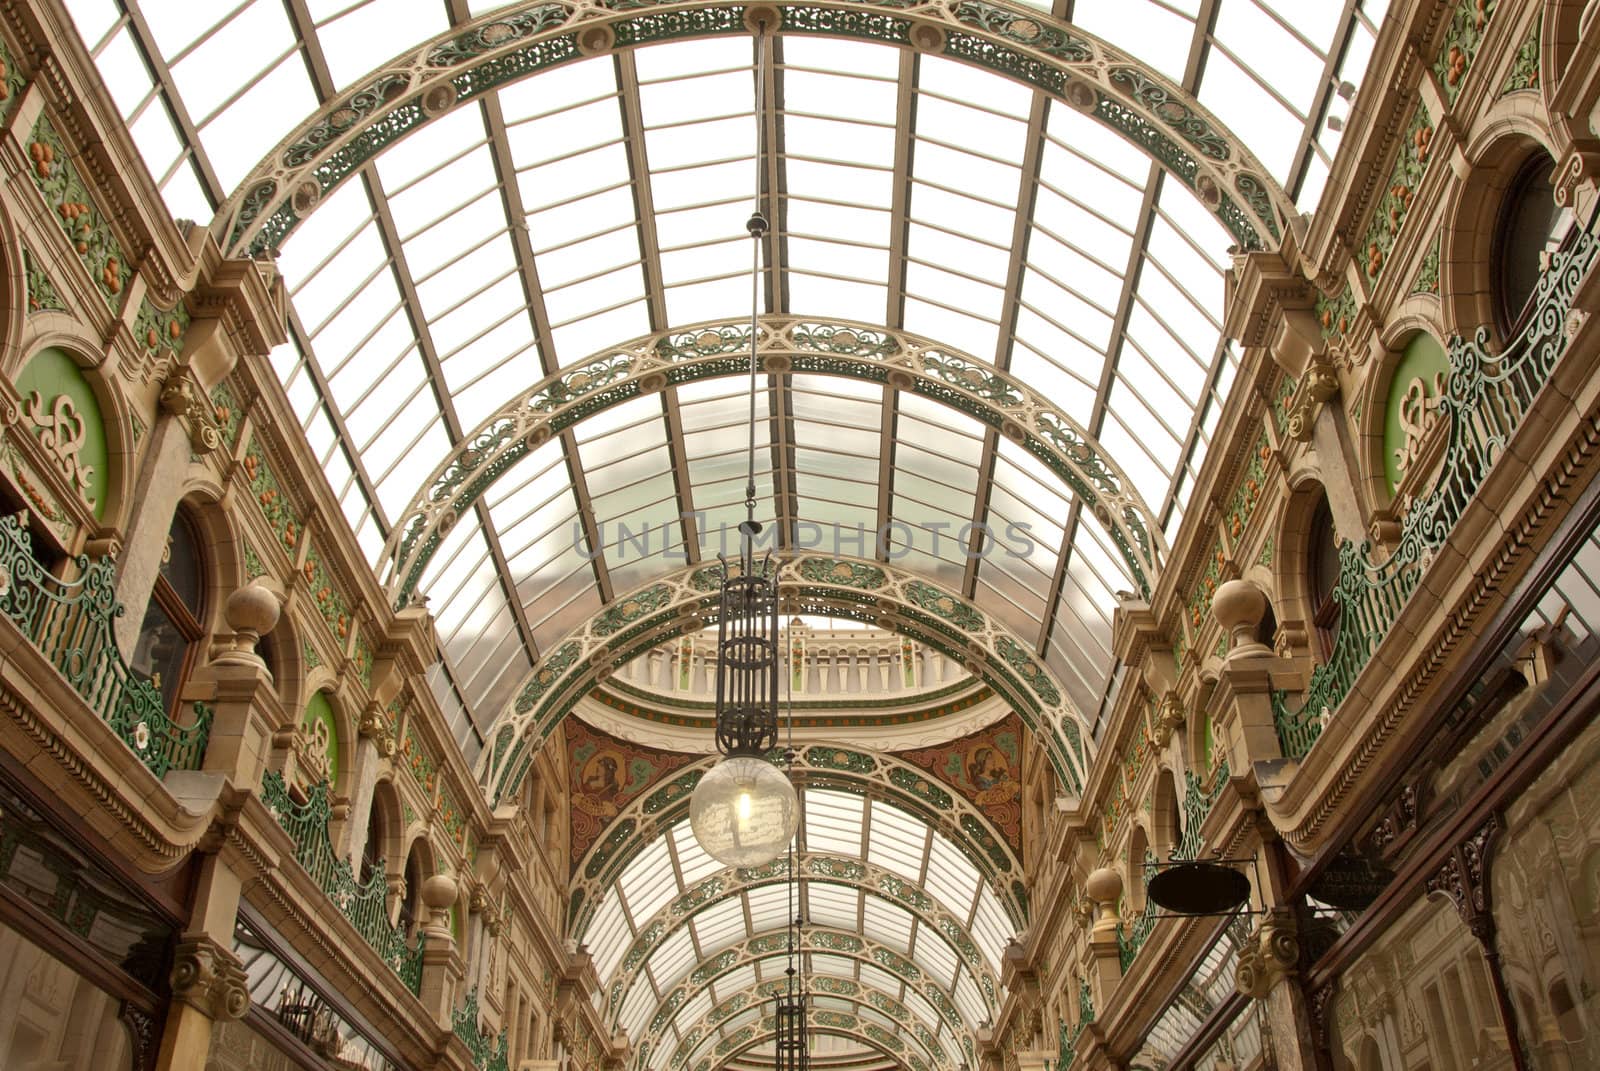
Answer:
[418,872,465,1029]
[338,701,395,865]
[153,850,251,1070]
[111,413,193,658]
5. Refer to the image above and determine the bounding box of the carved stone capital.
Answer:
[1235,907,1298,1000]
[170,934,250,1020]
[159,370,224,454]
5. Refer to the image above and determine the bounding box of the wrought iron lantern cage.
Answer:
[774,987,809,1071]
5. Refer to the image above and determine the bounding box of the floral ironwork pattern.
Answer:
[0,513,210,775]
[1273,207,1600,758]
[386,316,1161,608]
[261,771,424,992]
[452,988,511,1071]
[215,0,1291,267]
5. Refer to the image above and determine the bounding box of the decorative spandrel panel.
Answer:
[895,712,1025,854]
[566,717,695,875]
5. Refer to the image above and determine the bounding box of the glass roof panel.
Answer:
[63,4,1403,1034]
[861,898,914,955]
[803,790,865,858]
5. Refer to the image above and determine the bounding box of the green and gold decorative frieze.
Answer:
[1361,105,1433,286]
[1433,0,1496,107]
[1502,14,1539,94]
[243,440,304,555]
[22,248,65,313]
[26,117,130,310]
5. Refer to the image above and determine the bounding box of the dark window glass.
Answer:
[1495,156,1575,333]
[1310,498,1341,660]
[130,513,205,715]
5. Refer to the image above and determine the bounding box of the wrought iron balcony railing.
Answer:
[0,511,210,776]
[453,988,510,1071]
[261,771,424,994]
[1274,208,1600,758]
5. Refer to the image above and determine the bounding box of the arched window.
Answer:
[1550,977,1584,1042]
[131,512,205,714]
[1309,497,1342,661]
[361,794,387,885]
[400,842,427,939]
[1494,155,1575,334]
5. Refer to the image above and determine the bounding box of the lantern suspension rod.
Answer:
[744,21,769,541]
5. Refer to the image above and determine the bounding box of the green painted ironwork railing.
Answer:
[1174,761,1229,861]
[1274,208,1600,758]
[260,771,424,993]
[1117,852,1160,971]
[453,988,510,1071]
[1057,978,1096,1067]
[0,511,210,776]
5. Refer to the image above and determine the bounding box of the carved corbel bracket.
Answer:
[357,701,397,758]
[1153,689,1185,748]
[170,933,250,1020]
[1553,143,1600,209]
[1424,812,1502,943]
[1284,358,1340,442]
[159,369,223,454]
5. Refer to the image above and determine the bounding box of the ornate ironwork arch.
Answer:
[634,928,975,1068]
[569,748,1027,939]
[382,315,1165,610]
[596,854,1004,1029]
[658,980,951,1071]
[212,1,1289,262]
[480,555,1091,807]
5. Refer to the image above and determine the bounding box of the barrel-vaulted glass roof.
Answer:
[65,0,1387,762]
[583,785,1011,1069]
[64,0,1390,1065]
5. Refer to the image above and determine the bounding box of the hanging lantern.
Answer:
[688,22,797,871]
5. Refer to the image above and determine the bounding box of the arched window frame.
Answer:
[131,510,207,717]
[1491,153,1576,337]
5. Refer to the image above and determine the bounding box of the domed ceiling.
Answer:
[63,0,1387,1064]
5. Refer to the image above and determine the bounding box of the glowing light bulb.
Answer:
[736,786,753,823]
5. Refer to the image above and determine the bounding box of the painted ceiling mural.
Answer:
[895,713,1025,853]
[566,716,695,873]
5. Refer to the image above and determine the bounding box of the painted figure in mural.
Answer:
[581,751,625,799]
[968,745,1010,791]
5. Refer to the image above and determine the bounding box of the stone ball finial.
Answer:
[226,583,280,639]
[1212,579,1270,658]
[1085,866,1123,906]
[422,872,458,913]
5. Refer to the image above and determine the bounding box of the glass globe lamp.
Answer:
[690,755,798,867]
